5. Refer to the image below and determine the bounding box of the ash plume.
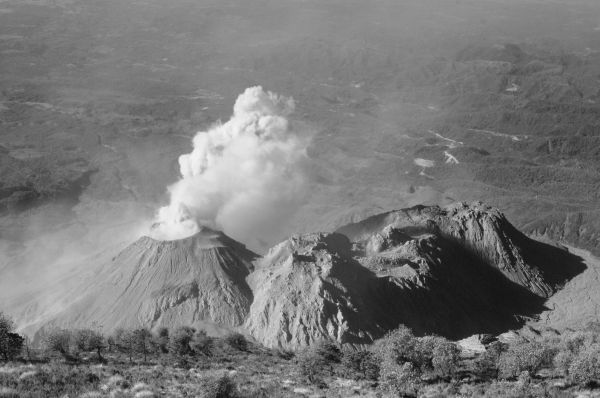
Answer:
[150,86,309,249]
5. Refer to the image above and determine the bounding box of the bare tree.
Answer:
[133,328,153,362]
[44,329,73,359]
[74,328,106,361]
[113,328,136,363]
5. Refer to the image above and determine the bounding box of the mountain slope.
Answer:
[245,202,585,348]
[6,202,587,349]
[245,233,396,348]
[24,228,256,338]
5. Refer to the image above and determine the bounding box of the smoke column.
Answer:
[151,86,308,247]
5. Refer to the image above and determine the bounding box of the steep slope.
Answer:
[246,202,585,348]
[23,228,256,338]
[245,233,396,348]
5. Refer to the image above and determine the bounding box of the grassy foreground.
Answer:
[3,323,600,397]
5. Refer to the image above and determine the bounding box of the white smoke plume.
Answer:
[150,86,309,248]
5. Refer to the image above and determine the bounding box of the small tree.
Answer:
[341,348,380,380]
[298,340,342,385]
[87,330,106,361]
[224,332,248,352]
[313,340,341,363]
[44,329,73,359]
[431,339,460,378]
[191,329,214,356]
[169,326,195,357]
[373,325,417,365]
[22,335,32,361]
[385,361,421,397]
[133,328,154,362]
[4,333,23,361]
[73,328,106,360]
[113,328,136,363]
[498,340,555,379]
[373,325,422,396]
[154,327,169,354]
[569,344,600,386]
[0,312,23,361]
[474,341,506,379]
[298,348,329,385]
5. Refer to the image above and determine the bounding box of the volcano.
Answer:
[245,202,586,348]
[11,202,587,348]
[29,228,257,338]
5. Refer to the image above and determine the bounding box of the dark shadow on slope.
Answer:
[366,231,589,341]
[374,238,544,340]
[504,223,587,290]
[304,232,546,344]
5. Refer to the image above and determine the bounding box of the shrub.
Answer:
[133,328,154,362]
[297,348,329,384]
[552,330,599,378]
[0,313,23,361]
[169,326,195,356]
[498,340,554,379]
[313,340,341,363]
[113,328,136,362]
[411,335,459,376]
[373,325,417,365]
[385,361,420,397]
[341,348,380,380]
[297,340,341,385]
[373,326,422,396]
[191,329,214,356]
[431,340,460,378]
[154,327,169,354]
[554,349,574,377]
[276,348,295,360]
[412,335,437,370]
[568,344,600,386]
[474,341,506,379]
[3,333,23,361]
[373,328,457,381]
[224,333,248,352]
[204,374,238,398]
